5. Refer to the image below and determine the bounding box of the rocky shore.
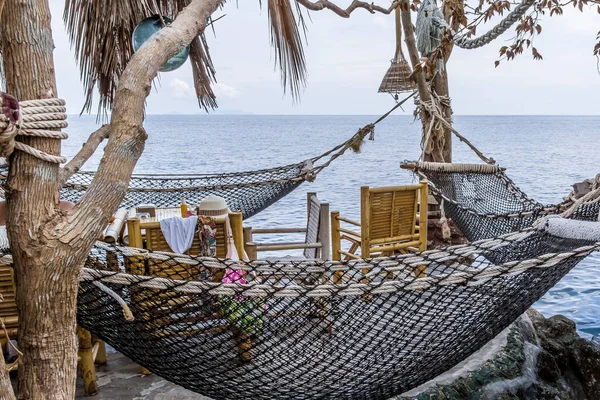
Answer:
[400,309,600,400]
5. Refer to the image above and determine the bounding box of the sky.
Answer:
[49,0,600,115]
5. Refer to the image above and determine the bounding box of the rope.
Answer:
[561,174,600,219]
[416,97,495,164]
[415,0,536,52]
[79,235,600,298]
[0,97,67,163]
[453,0,537,50]
[310,91,417,176]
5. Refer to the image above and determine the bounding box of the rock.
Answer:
[536,350,560,383]
[400,309,600,400]
[570,337,600,399]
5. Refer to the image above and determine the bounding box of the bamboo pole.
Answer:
[319,202,331,260]
[331,211,341,262]
[77,327,98,396]
[229,212,245,259]
[93,337,107,366]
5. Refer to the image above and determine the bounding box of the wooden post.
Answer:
[246,243,258,262]
[243,227,253,256]
[77,327,98,396]
[331,211,341,262]
[93,336,107,366]
[319,203,331,260]
[229,212,245,259]
[419,180,429,251]
[331,211,343,285]
[360,186,371,258]
[414,180,429,278]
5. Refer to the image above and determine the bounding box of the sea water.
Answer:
[64,114,600,337]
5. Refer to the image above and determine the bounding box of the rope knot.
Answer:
[0,93,21,158]
[0,96,68,164]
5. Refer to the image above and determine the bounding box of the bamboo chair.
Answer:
[125,212,253,363]
[243,194,332,332]
[331,182,428,280]
[243,193,331,261]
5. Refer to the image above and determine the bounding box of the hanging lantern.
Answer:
[132,15,190,72]
[378,7,417,100]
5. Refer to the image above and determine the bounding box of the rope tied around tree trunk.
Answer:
[0,97,68,164]
[416,95,495,164]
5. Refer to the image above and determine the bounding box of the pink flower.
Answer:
[222,268,246,284]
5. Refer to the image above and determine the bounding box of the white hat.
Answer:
[197,195,230,218]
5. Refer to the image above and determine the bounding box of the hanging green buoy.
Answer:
[132,15,190,72]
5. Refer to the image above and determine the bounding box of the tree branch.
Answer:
[55,0,224,251]
[60,124,110,185]
[296,0,402,17]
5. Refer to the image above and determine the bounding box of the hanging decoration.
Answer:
[132,15,190,72]
[378,7,417,101]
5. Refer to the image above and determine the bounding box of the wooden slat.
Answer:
[337,216,360,226]
[252,228,306,234]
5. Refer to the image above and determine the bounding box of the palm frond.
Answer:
[267,0,307,100]
[190,34,218,110]
[63,0,158,114]
[63,0,221,113]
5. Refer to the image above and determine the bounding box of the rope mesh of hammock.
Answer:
[69,217,600,400]
[0,93,415,220]
[61,162,309,219]
[403,161,600,242]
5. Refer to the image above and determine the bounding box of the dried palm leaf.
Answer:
[63,0,158,114]
[267,0,307,100]
[189,34,218,110]
[64,0,222,113]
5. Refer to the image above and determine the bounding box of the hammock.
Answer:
[402,161,600,242]
[0,94,415,220]
[62,162,310,219]
[74,216,600,399]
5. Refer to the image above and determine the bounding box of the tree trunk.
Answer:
[400,0,445,162]
[433,71,453,162]
[0,0,223,398]
[0,1,81,398]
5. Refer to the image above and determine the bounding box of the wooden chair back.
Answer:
[126,211,245,280]
[244,193,330,261]
[303,194,330,259]
[360,182,428,258]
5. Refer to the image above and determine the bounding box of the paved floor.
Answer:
[74,349,210,399]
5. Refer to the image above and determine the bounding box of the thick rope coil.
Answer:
[416,0,536,54]
[454,0,537,49]
[0,97,67,163]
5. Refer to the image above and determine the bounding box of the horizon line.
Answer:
[67,113,600,117]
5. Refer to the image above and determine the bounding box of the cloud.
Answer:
[169,78,195,98]
[212,83,240,98]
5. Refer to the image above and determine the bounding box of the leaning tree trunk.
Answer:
[0,0,222,398]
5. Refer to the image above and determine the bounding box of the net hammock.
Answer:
[0,93,416,220]
[402,161,600,242]
[70,216,600,399]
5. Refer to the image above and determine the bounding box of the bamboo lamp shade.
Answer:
[132,16,190,72]
[378,8,417,98]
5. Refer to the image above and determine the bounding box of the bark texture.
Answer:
[0,1,77,398]
[60,124,111,185]
[0,0,222,398]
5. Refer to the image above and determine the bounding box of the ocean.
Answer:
[64,114,600,337]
